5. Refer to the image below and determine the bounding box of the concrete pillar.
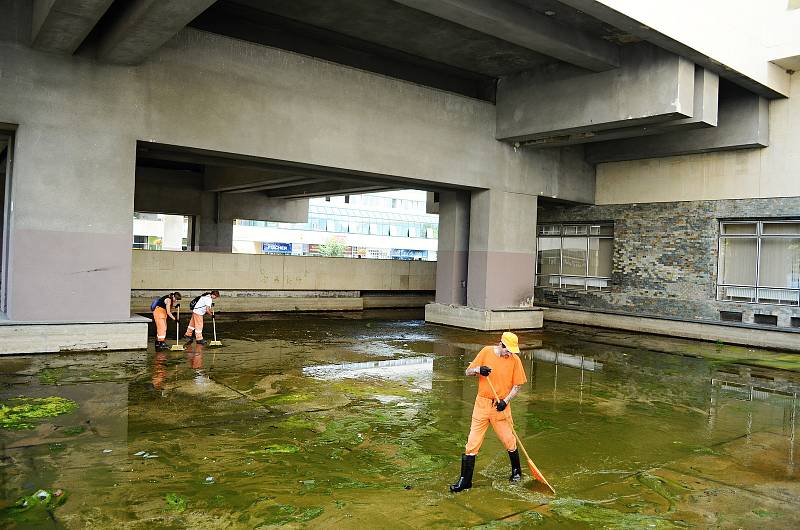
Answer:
[6,125,135,321]
[161,214,184,251]
[434,190,469,306]
[196,193,232,253]
[466,190,537,309]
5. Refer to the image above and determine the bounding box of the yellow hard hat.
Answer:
[501,332,520,354]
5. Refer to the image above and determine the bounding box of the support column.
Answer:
[434,191,470,306]
[426,189,542,330]
[467,189,537,309]
[196,193,233,253]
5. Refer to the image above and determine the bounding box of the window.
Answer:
[717,221,800,306]
[132,213,192,251]
[536,223,613,291]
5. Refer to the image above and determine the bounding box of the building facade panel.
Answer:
[537,197,800,329]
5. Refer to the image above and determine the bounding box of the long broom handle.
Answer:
[175,306,180,344]
[485,375,556,494]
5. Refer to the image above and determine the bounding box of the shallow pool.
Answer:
[1,310,798,529]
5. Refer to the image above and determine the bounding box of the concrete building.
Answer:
[0,0,798,353]
[231,191,439,260]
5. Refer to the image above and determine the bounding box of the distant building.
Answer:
[233,190,438,260]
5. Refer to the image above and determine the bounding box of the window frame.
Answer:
[535,223,614,292]
[717,220,800,306]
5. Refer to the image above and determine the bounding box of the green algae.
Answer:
[279,414,320,431]
[261,391,315,404]
[549,498,677,529]
[37,367,65,385]
[0,397,79,429]
[48,443,67,453]
[61,425,86,436]
[256,504,323,527]
[470,511,544,528]
[165,492,188,513]
[0,489,67,525]
[248,444,300,455]
[88,370,116,381]
[635,472,687,511]
[331,380,414,398]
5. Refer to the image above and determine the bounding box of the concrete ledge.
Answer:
[425,303,543,331]
[363,295,434,309]
[544,307,800,352]
[131,296,363,313]
[0,317,149,355]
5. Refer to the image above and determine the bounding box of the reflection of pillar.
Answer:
[162,215,185,251]
[196,193,232,253]
[467,190,537,309]
[435,191,470,305]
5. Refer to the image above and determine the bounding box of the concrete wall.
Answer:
[131,250,436,292]
[595,73,800,204]
[0,16,594,323]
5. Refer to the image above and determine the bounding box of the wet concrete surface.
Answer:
[1,310,798,529]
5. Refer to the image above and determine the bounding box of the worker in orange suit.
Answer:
[152,292,181,351]
[450,331,528,493]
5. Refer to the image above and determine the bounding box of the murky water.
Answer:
[2,310,799,529]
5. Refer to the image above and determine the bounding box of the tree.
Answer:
[318,238,346,257]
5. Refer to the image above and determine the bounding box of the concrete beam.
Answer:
[585,82,769,163]
[269,184,393,200]
[219,194,308,223]
[31,0,114,54]
[521,66,719,149]
[392,0,619,71]
[97,0,216,65]
[496,43,695,144]
[557,0,790,98]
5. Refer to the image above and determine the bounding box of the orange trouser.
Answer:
[185,313,204,340]
[153,307,168,340]
[465,395,517,455]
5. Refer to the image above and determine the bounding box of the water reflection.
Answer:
[302,356,434,389]
[1,314,799,529]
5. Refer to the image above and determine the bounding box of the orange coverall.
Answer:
[464,346,528,455]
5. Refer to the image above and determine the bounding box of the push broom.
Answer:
[485,376,556,494]
[170,305,184,351]
[209,313,222,347]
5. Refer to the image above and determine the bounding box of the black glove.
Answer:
[478,366,492,376]
[496,399,507,412]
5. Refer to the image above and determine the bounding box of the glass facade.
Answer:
[236,204,438,239]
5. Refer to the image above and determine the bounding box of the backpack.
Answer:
[149,297,160,311]
[190,292,211,310]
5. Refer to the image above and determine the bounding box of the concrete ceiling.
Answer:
[190,0,627,100]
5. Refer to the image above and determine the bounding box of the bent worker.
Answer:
[450,331,528,493]
[152,292,182,351]
[184,290,219,346]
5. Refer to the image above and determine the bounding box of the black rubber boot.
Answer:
[509,449,522,482]
[196,339,207,345]
[449,454,475,493]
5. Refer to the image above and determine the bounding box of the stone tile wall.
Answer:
[536,197,800,330]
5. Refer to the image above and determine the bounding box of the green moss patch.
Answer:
[256,504,323,527]
[248,444,300,456]
[38,368,66,385]
[165,492,188,513]
[549,498,677,529]
[0,489,67,524]
[0,397,79,430]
